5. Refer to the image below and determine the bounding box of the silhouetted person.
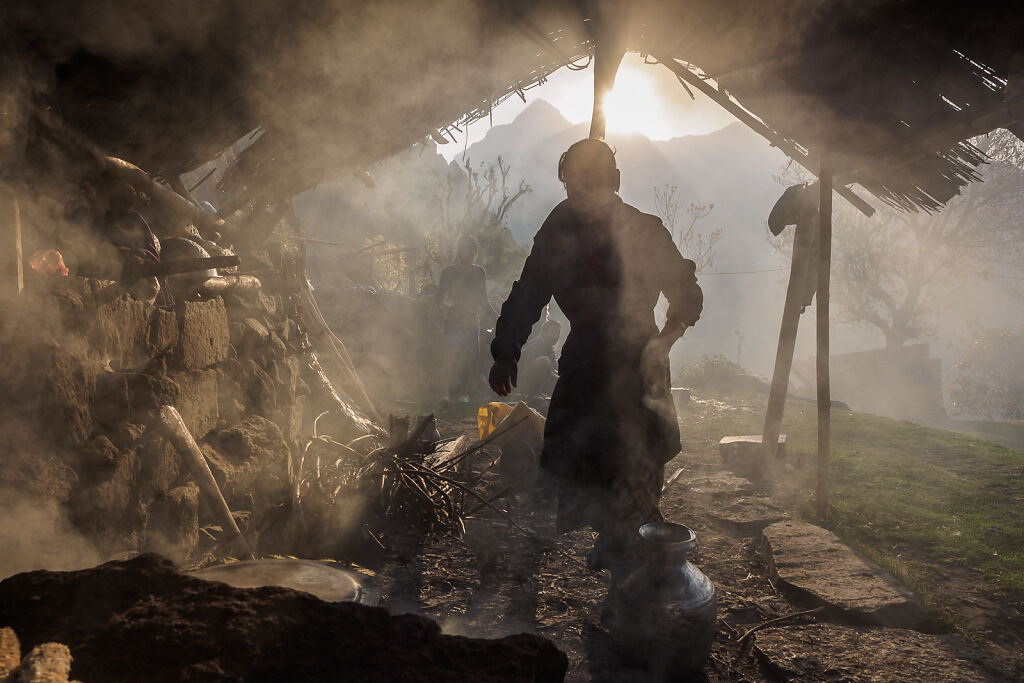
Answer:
[489,138,703,608]
[438,234,495,402]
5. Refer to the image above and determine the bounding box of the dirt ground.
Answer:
[371,415,799,682]
[368,410,1019,682]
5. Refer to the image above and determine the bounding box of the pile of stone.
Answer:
[0,628,77,683]
[0,241,375,570]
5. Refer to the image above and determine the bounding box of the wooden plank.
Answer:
[816,161,833,521]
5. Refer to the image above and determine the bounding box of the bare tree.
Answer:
[653,183,721,272]
[771,130,1024,349]
[434,156,530,254]
[428,156,531,295]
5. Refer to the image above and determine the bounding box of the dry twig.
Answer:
[738,606,825,642]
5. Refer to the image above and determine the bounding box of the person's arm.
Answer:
[652,216,703,347]
[640,216,702,388]
[489,225,556,395]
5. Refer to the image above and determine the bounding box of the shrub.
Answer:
[676,354,768,393]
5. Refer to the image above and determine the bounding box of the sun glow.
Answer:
[546,55,701,140]
[438,54,737,159]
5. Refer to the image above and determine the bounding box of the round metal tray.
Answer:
[191,558,378,605]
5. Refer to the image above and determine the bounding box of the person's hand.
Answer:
[489,359,518,396]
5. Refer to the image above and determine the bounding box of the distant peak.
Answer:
[512,99,572,129]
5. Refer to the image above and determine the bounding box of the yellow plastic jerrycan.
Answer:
[477,402,514,440]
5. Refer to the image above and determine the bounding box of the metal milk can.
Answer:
[611,522,718,672]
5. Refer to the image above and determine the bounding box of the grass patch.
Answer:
[944,418,1024,453]
[678,391,1024,609]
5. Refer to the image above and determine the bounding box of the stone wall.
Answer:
[0,255,364,570]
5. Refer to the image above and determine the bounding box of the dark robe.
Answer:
[492,197,702,534]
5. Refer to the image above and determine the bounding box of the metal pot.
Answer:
[611,522,717,673]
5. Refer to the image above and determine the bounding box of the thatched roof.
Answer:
[2,1,1021,213]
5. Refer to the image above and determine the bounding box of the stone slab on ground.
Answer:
[681,470,756,500]
[762,520,926,629]
[719,434,786,481]
[755,623,999,682]
[670,387,691,407]
[708,496,788,536]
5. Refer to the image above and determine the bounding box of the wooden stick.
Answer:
[104,156,228,240]
[662,467,685,493]
[738,606,824,642]
[464,485,515,515]
[300,284,382,423]
[159,406,256,560]
[654,57,874,218]
[402,460,585,567]
[196,274,262,297]
[12,196,23,294]
[816,161,833,521]
[437,416,529,472]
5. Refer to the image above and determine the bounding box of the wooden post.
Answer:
[13,196,23,294]
[816,161,834,520]
[761,248,810,459]
[589,47,625,139]
[587,5,627,141]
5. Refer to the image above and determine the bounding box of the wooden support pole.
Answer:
[13,196,23,294]
[816,161,834,521]
[590,47,625,139]
[761,245,811,460]
[587,3,627,140]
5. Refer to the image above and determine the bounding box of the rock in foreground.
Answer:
[0,554,567,683]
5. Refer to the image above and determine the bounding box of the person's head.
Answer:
[540,319,562,344]
[456,234,478,264]
[557,138,620,216]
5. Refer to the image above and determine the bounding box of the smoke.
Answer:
[0,489,101,580]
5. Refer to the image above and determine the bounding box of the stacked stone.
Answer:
[0,251,349,565]
[0,627,77,683]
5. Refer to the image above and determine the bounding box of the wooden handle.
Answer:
[159,405,255,560]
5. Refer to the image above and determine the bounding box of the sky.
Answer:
[438,53,737,160]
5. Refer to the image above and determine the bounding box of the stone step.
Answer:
[761,520,926,629]
[719,434,786,481]
[755,623,998,682]
[708,496,788,536]
[680,470,756,500]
